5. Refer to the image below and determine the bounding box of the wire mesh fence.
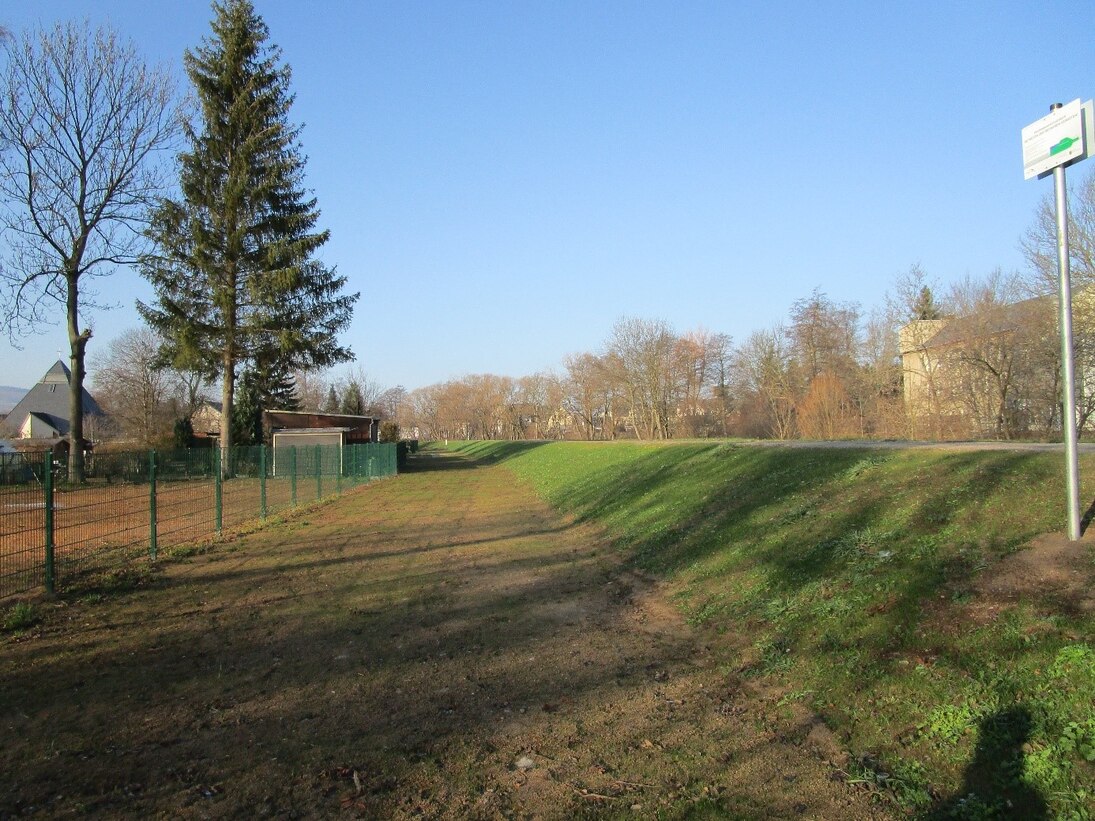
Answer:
[0,442,396,600]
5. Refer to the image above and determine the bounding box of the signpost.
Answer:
[1022,99,1086,180]
[1023,99,1093,540]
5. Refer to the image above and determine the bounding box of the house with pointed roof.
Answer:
[0,360,105,449]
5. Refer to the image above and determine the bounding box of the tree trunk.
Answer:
[221,348,234,479]
[66,271,90,483]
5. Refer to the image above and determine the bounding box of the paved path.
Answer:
[731,437,1095,453]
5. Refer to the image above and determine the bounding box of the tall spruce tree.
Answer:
[324,385,339,413]
[139,0,357,464]
[231,369,263,447]
[912,285,942,320]
[340,382,366,416]
[232,356,300,447]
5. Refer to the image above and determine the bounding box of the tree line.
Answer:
[398,164,1095,444]
[399,296,886,442]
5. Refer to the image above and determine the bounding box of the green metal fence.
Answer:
[0,442,397,600]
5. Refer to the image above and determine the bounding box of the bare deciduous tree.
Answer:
[859,307,904,438]
[377,385,407,422]
[797,370,856,439]
[334,365,383,416]
[732,327,797,440]
[1021,167,1095,435]
[0,22,178,479]
[789,288,860,383]
[607,317,678,440]
[674,328,732,437]
[290,368,329,413]
[407,385,444,440]
[1021,168,1095,291]
[940,271,1043,440]
[511,372,564,439]
[91,327,174,448]
[563,353,613,440]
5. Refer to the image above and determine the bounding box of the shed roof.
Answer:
[273,427,353,435]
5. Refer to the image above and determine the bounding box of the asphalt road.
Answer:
[729,438,1095,453]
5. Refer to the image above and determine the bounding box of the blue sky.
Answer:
[2,0,1093,392]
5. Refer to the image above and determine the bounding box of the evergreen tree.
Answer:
[340,382,366,416]
[232,369,263,446]
[139,0,357,466]
[250,352,300,412]
[173,416,195,449]
[324,385,339,413]
[231,357,298,449]
[913,286,942,320]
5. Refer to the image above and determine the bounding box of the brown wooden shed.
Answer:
[263,410,380,444]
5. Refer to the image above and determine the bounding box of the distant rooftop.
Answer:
[41,360,71,384]
[2,360,103,438]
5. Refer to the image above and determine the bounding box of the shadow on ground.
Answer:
[0,451,887,819]
[922,706,1047,820]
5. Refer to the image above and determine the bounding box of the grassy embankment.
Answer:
[440,440,1095,819]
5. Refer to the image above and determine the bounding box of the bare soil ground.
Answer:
[0,453,891,819]
[967,531,1095,623]
[0,477,309,593]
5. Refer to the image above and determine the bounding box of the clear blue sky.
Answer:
[2,0,1093,392]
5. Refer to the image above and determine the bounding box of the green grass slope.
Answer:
[440,440,1095,819]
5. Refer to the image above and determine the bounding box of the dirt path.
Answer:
[1,453,890,819]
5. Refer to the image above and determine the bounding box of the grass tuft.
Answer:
[3,601,39,632]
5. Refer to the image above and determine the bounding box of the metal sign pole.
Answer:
[1051,110,1082,540]
[1055,164,1082,539]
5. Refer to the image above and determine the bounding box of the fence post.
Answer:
[43,452,55,595]
[315,444,322,500]
[149,450,158,560]
[260,445,268,519]
[290,446,297,506]
[214,447,223,533]
[336,444,342,495]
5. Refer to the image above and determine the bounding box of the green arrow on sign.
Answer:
[1050,136,1081,155]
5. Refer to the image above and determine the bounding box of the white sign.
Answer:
[1022,99,1086,179]
[1081,99,1095,162]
